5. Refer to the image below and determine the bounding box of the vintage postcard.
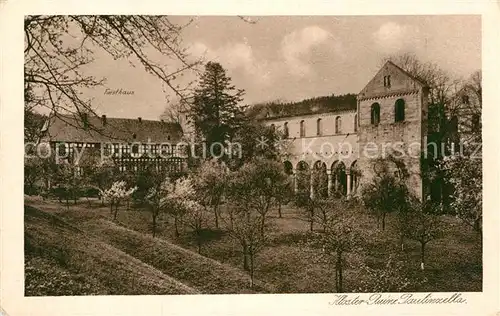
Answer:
[1,1,499,315]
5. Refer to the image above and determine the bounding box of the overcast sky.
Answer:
[85,15,481,120]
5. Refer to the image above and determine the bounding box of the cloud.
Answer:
[372,22,420,54]
[188,41,272,85]
[281,26,342,77]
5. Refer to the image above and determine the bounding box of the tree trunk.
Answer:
[336,251,343,292]
[309,209,314,232]
[420,242,425,270]
[250,249,255,288]
[322,212,327,232]
[213,205,219,229]
[382,212,386,231]
[196,230,202,254]
[242,242,249,271]
[260,215,266,237]
[113,205,118,221]
[152,212,157,238]
[473,217,481,233]
[278,203,282,218]
[174,217,179,237]
[334,260,340,292]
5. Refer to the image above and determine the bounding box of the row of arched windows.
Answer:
[370,98,406,125]
[279,115,357,138]
[271,100,405,137]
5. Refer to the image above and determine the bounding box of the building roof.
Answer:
[41,113,183,144]
[358,61,428,99]
[248,94,357,120]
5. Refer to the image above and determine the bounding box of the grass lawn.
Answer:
[25,196,482,294]
[24,204,198,295]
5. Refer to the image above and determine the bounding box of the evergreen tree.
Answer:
[190,62,246,158]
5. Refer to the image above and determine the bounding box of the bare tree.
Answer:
[228,157,289,237]
[159,97,192,124]
[401,197,442,270]
[382,52,461,107]
[24,15,202,132]
[362,156,409,231]
[182,200,206,254]
[313,213,363,293]
[225,206,266,288]
[194,159,229,229]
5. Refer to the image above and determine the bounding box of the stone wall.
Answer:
[357,92,427,198]
[260,61,430,199]
[264,111,358,169]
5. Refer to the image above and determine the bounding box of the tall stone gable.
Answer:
[356,61,430,198]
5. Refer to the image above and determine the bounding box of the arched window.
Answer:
[371,103,380,125]
[300,120,305,137]
[354,114,357,132]
[283,122,289,138]
[316,118,322,136]
[395,99,405,122]
[335,116,342,134]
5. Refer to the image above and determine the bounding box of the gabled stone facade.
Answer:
[262,61,430,199]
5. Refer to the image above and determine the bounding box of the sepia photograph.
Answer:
[20,14,485,297]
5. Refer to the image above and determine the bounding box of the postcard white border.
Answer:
[1,1,499,315]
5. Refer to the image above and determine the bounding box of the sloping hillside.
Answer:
[24,205,198,295]
[24,200,274,294]
[81,218,273,294]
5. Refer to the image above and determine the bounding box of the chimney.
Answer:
[138,117,142,123]
[82,113,89,129]
[101,114,107,126]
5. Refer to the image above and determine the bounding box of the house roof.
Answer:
[248,94,357,120]
[41,113,183,144]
